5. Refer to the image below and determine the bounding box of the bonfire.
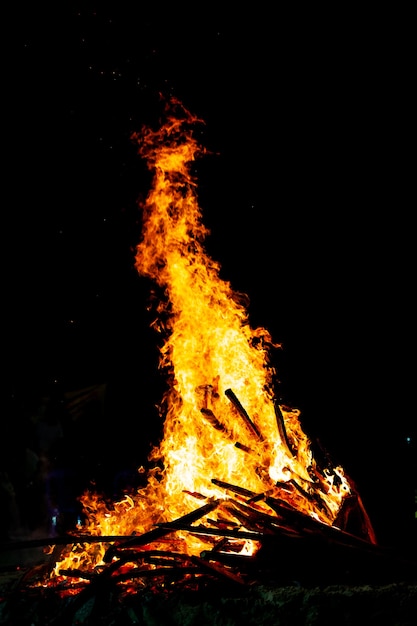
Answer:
[35,98,381,594]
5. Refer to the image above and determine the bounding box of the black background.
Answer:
[5,5,415,547]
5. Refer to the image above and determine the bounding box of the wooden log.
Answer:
[221,502,276,535]
[104,500,221,562]
[156,523,265,542]
[247,488,280,504]
[159,499,222,528]
[205,517,240,529]
[103,527,176,562]
[114,565,200,582]
[142,549,194,563]
[211,478,256,499]
[225,388,263,440]
[200,550,258,571]
[196,384,215,410]
[274,481,293,492]
[234,441,252,452]
[200,409,253,452]
[210,537,247,553]
[191,555,247,585]
[289,478,334,520]
[200,407,230,435]
[126,500,221,543]
[58,568,95,581]
[223,499,300,537]
[109,548,193,565]
[264,496,384,552]
[274,401,296,456]
[182,489,207,500]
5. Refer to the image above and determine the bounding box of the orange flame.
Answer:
[51,98,354,580]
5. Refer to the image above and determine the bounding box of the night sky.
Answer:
[6,6,415,547]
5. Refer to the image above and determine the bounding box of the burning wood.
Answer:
[101,500,221,565]
[0,474,394,597]
[274,401,296,456]
[190,555,247,585]
[225,387,264,441]
[211,478,257,499]
[200,407,230,435]
[234,441,252,452]
[2,482,414,609]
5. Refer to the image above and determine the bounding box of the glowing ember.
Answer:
[50,98,357,582]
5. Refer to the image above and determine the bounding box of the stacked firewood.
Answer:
[2,478,414,596]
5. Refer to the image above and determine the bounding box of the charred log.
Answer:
[225,388,263,440]
[274,401,296,456]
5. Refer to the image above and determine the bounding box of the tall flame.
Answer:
[52,99,353,577]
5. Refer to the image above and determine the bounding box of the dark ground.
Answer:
[0,549,416,626]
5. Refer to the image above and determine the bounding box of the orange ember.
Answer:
[49,99,356,582]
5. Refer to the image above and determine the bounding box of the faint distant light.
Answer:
[405,436,412,444]
[51,508,59,533]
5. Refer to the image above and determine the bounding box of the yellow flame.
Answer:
[51,98,352,579]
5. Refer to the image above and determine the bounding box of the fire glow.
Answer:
[49,99,373,586]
